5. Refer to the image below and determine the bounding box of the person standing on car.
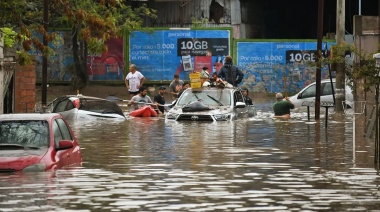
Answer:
[125,64,145,98]
[169,74,184,99]
[154,86,167,114]
[273,93,294,118]
[217,56,244,87]
[241,87,253,105]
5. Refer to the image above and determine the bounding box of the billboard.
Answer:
[129,29,231,81]
[34,31,73,81]
[87,38,124,81]
[237,41,333,93]
[33,32,124,82]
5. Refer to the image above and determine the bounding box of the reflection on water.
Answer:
[0,106,380,211]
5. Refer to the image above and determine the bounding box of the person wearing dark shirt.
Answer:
[154,86,167,114]
[273,93,295,118]
[217,55,244,87]
[241,87,253,105]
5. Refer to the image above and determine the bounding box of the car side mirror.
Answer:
[56,140,74,151]
[235,102,246,108]
[168,100,177,108]
[297,93,302,99]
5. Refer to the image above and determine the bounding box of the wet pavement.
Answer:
[0,99,379,211]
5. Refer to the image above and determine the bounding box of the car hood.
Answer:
[0,149,48,171]
[60,108,126,121]
[171,106,232,115]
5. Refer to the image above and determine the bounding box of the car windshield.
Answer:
[0,120,49,148]
[80,99,125,116]
[177,89,231,106]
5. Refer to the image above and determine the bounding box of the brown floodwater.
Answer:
[0,99,379,211]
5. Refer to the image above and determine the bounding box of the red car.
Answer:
[0,113,82,172]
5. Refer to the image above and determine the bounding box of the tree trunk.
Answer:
[335,0,345,112]
[71,27,87,90]
[335,62,345,111]
[80,40,89,86]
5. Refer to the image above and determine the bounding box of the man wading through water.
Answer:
[273,93,294,118]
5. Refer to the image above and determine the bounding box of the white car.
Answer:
[50,95,126,121]
[288,78,354,109]
[166,87,256,121]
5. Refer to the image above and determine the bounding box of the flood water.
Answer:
[1,100,380,211]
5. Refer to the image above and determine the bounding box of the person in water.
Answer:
[154,86,167,114]
[273,92,294,118]
[241,87,253,105]
[129,86,157,111]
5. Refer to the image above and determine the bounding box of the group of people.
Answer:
[124,56,295,118]
[123,64,187,115]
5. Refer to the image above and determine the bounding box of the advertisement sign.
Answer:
[87,38,124,81]
[34,31,74,81]
[129,29,230,81]
[237,41,333,93]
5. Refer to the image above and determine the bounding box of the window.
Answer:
[52,120,63,148]
[56,119,72,140]
[301,84,316,98]
[234,91,245,105]
[0,121,49,148]
[177,90,231,106]
[54,99,74,112]
[322,82,335,96]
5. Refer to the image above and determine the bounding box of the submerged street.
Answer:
[0,99,379,211]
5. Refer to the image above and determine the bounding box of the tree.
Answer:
[0,0,156,89]
[331,43,380,167]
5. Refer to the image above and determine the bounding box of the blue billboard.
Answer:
[237,41,333,93]
[129,29,231,81]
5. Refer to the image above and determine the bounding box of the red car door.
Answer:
[52,118,81,168]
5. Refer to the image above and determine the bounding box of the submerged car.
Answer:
[288,78,354,109]
[166,87,256,121]
[50,95,126,121]
[0,113,82,172]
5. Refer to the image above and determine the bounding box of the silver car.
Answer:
[288,78,354,109]
[50,95,126,121]
[165,87,256,121]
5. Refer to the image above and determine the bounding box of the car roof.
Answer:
[65,95,106,100]
[0,113,62,121]
[308,78,336,85]
[188,87,239,92]
[321,78,336,82]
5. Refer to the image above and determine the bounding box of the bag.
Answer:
[200,70,210,79]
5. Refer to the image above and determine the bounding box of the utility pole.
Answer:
[335,0,345,112]
[315,0,324,120]
[42,0,48,107]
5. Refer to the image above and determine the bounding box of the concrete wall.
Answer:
[353,16,379,121]
[354,16,379,54]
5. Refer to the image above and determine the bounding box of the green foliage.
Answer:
[0,0,156,87]
[87,37,105,54]
[0,27,17,48]
[17,50,32,65]
[191,17,209,28]
[331,43,380,93]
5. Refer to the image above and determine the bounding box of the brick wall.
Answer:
[15,63,36,113]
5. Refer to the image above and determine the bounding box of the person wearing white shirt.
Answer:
[125,64,145,97]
